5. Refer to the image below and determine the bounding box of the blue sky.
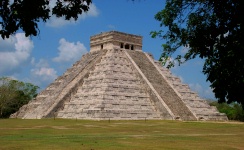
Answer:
[0,0,215,100]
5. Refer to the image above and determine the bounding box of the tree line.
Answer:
[210,101,244,121]
[0,77,39,118]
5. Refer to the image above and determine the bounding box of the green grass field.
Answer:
[0,119,243,150]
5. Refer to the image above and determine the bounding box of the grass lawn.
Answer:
[0,119,243,150]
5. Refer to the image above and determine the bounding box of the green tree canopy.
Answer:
[152,0,244,106]
[0,77,39,118]
[210,101,244,121]
[0,0,92,39]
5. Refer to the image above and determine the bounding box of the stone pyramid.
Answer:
[11,31,228,121]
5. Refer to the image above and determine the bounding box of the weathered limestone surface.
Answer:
[127,50,197,121]
[11,31,228,121]
[90,31,142,52]
[152,59,228,121]
[57,49,166,120]
[11,50,107,119]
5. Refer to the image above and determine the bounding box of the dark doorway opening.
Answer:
[125,44,129,49]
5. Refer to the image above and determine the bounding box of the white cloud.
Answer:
[178,75,184,83]
[0,36,16,52]
[46,17,76,28]
[108,24,116,29]
[46,3,99,27]
[180,45,190,55]
[31,57,36,66]
[35,59,50,68]
[163,56,180,71]
[0,33,34,75]
[29,59,58,88]
[84,3,99,17]
[52,38,88,63]
[189,83,215,99]
[31,67,57,82]
[189,83,202,93]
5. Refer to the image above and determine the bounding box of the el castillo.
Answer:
[11,31,228,121]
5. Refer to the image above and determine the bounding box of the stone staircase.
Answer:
[126,50,197,121]
[10,31,228,121]
[11,49,228,121]
[151,58,228,121]
[11,50,107,119]
[57,49,162,120]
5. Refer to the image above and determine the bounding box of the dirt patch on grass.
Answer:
[51,126,71,129]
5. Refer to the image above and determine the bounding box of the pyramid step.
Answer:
[58,109,161,120]
[127,50,197,120]
[11,31,227,121]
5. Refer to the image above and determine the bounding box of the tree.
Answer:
[210,101,244,121]
[152,0,244,106]
[0,77,39,118]
[0,0,92,39]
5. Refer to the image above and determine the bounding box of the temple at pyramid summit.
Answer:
[11,31,228,121]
